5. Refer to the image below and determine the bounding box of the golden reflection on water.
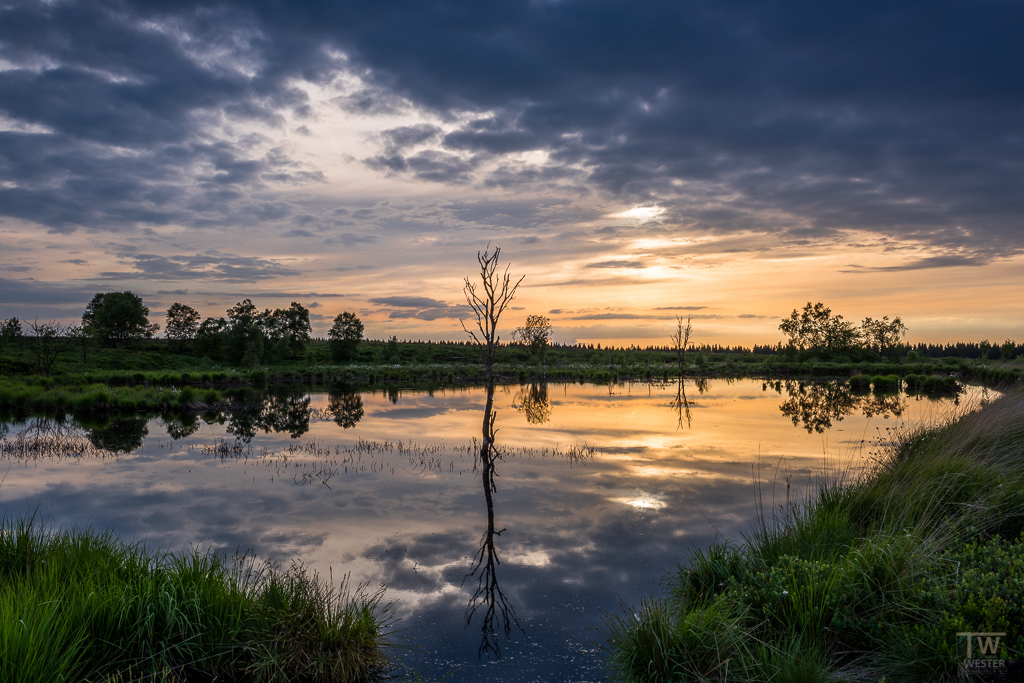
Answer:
[0,379,989,675]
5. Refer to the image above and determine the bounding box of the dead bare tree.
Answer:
[461,245,524,388]
[29,320,69,376]
[669,314,693,377]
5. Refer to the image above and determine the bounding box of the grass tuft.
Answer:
[0,517,395,682]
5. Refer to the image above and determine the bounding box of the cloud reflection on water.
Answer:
[0,379,981,681]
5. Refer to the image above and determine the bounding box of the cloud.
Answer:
[0,0,1022,259]
[653,306,708,311]
[0,276,94,306]
[97,250,301,282]
[379,124,443,153]
[585,260,647,269]
[842,253,995,273]
[569,313,658,321]
[370,297,449,308]
[370,296,473,320]
[366,150,479,184]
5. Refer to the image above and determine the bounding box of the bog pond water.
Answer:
[0,378,989,681]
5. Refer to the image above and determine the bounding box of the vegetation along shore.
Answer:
[602,388,1024,682]
[0,517,393,682]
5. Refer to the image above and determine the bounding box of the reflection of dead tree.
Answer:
[463,382,522,659]
[512,383,551,424]
[671,377,694,429]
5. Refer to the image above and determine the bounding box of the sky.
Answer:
[1,0,1022,347]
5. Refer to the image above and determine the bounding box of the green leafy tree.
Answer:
[780,302,860,352]
[1000,339,1017,360]
[380,335,399,361]
[513,315,553,374]
[0,317,22,358]
[260,303,311,358]
[67,324,93,365]
[225,299,265,366]
[861,316,908,359]
[328,312,364,362]
[82,292,159,347]
[164,303,201,350]
[194,317,227,358]
[286,303,312,352]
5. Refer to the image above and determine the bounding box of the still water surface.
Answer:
[0,379,984,681]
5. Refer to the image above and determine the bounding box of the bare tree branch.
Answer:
[461,244,524,386]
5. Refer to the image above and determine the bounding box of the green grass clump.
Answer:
[0,518,395,682]
[603,389,1024,682]
[848,375,871,391]
[871,374,901,392]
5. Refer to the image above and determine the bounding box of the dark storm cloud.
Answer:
[0,0,329,233]
[329,0,1024,250]
[1,0,1022,255]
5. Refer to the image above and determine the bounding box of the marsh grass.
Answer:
[0,380,225,416]
[0,516,394,682]
[602,388,1024,682]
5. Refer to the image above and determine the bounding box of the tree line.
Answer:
[0,292,366,371]
[164,298,365,365]
[1,293,1020,375]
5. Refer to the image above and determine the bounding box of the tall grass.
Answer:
[0,517,394,682]
[602,388,1024,682]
